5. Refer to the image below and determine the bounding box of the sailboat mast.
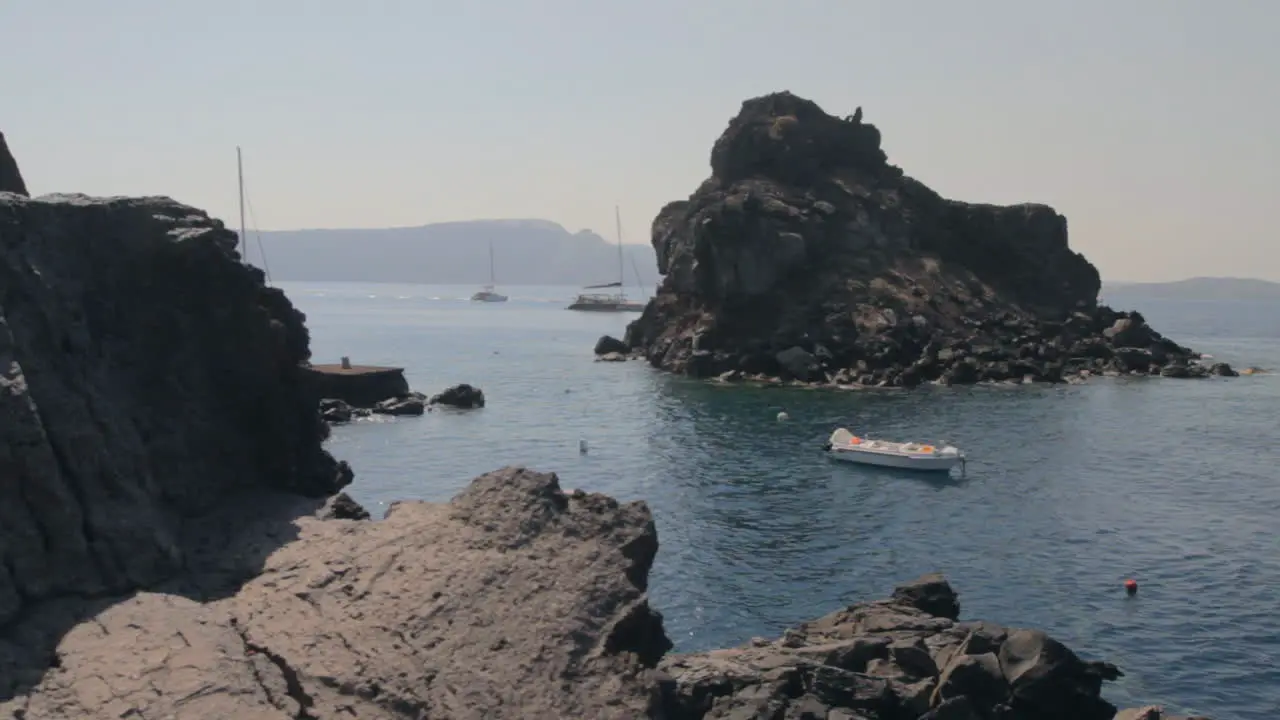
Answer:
[614,205,625,296]
[236,146,247,263]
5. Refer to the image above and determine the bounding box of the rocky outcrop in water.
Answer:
[658,574,1203,719]
[0,191,351,633]
[621,92,1226,387]
[0,132,27,196]
[303,365,428,422]
[429,382,486,409]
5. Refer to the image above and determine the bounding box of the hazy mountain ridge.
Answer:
[249,219,660,286]
[1103,276,1280,301]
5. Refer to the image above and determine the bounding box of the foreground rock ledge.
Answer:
[619,92,1233,387]
[0,469,1204,719]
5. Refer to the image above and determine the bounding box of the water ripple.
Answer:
[286,282,1280,720]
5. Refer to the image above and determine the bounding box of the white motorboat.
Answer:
[822,428,965,473]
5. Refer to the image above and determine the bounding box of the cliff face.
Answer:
[0,132,27,196]
[0,192,351,628]
[623,92,1224,386]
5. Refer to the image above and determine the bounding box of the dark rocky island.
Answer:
[615,92,1235,387]
[0,142,1209,717]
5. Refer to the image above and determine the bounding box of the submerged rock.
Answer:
[622,92,1215,387]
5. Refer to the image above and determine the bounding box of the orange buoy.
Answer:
[1123,578,1138,595]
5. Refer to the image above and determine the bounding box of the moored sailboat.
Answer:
[471,242,508,302]
[567,206,645,312]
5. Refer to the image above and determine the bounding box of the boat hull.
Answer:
[471,292,508,302]
[566,301,644,312]
[826,447,962,472]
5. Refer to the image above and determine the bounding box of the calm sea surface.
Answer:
[281,281,1280,720]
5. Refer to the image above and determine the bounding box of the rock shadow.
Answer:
[0,489,338,702]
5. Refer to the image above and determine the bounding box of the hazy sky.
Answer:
[4,1,1276,282]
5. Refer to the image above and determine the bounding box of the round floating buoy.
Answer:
[777,411,790,422]
[1124,578,1138,596]
[579,439,588,454]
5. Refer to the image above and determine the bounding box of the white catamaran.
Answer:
[567,206,645,312]
[471,241,508,302]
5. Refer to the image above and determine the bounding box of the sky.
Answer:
[3,0,1277,282]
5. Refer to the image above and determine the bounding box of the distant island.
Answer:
[1103,276,1280,302]
[246,219,661,287]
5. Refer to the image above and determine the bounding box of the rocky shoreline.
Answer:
[0,137,1213,717]
[611,92,1236,388]
[0,467,1209,720]
[318,383,486,423]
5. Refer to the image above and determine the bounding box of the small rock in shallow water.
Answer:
[429,383,485,409]
[372,393,426,416]
[593,335,628,355]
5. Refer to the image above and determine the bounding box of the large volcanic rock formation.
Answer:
[0,189,351,628]
[621,92,1229,386]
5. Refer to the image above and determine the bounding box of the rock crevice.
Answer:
[621,92,1232,386]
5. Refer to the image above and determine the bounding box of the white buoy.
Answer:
[777,411,790,422]
[579,439,588,454]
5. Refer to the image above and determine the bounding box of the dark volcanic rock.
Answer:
[303,367,428,421]
[0,131,27,196]
[622,92,1212,386]
[300,363,412,408]
[429,382,486,409]
[595,334,629,355]
[319,396,370,423]
[2,468,671,719]
[657,574,1138,720]
[0,192,351,630]
[373,391,427,416]
[317,491,371,520]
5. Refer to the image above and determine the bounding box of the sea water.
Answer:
[284,281,1280,719]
